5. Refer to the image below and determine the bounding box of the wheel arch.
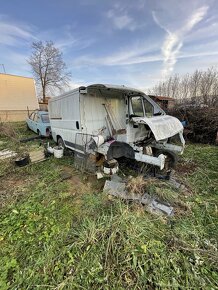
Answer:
[107,141,135,160]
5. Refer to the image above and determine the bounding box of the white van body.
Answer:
[48,84,185,170]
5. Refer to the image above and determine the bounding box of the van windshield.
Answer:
[131,96,144,117]
[131,96,154,117]
[143,98,153,117]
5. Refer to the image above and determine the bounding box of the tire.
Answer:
[15,155,30,167]
[153,149,178,177]
[57,137,65,148]
[57,137,67,155]
[155,150,177,169]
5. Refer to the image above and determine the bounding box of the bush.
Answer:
[169,107,218,144]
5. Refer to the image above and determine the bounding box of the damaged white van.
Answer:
[48,84,185,171]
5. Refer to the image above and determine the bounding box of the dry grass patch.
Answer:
[126,176,154,196]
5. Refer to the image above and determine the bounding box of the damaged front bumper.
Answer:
[151,131,185,155]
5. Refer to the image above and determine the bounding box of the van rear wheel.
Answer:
[57,137,67,155]
[57,137,65,148]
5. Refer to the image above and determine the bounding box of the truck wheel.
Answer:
[153,149,178,178]
[57,137,67,155]
[57,137,65,148]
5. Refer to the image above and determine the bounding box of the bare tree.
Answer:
[179,73,190,100]
[149,67,218,107]
[28,41,71,102]
[190,69,202,101]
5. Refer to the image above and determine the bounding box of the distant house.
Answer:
[0,73,39,121]
[148,95,175,110]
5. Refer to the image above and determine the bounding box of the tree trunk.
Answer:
[42,85,46,103]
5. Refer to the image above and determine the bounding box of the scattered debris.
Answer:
[96,172,104,179]
[60,171,72,180]
[104,180,126,196]
[29,149,45,163]
[103,159,119,175]
[168,170,188,191]
[104,179,174,216]
[47,145,54,154]
[19,136,42,143]
[15,155,30,167]
[111,173,123,183]
[169,176,183,189]
[0,149,17,160]
[53,146,64,158]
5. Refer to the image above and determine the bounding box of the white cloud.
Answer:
[0,15,36,46]
[69,80,87,90]
[72,41,162,67]
[38,24,94,52]
[152,5,209,77]
[72,39,218,71]
[186,20,218,43]
[106,5,144,31]
[107,10,134,30]
[0,15,93,54]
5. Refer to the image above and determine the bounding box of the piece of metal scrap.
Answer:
[103,180,174,216]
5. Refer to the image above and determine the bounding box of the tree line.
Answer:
[148,67,218,107]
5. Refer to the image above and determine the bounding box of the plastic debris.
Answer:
[29,149,45,163]
[96,172,104,179]
[0,149,17,160]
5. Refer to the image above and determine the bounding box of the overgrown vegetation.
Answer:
[149,67,218,107]
[169,106,218,144]
[0,123,217,289]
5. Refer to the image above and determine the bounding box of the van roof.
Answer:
[86,84,145,95]
[49,83,145,102]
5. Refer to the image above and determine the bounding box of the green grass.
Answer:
[0,123,217,289]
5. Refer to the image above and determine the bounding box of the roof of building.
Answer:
[0,73,33,79]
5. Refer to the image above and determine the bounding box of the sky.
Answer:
[1,0,218,92]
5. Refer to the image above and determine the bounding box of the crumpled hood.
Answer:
[132,115,183,141]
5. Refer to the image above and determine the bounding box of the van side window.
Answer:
[143,98,153,117]
[131,96,144,117]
